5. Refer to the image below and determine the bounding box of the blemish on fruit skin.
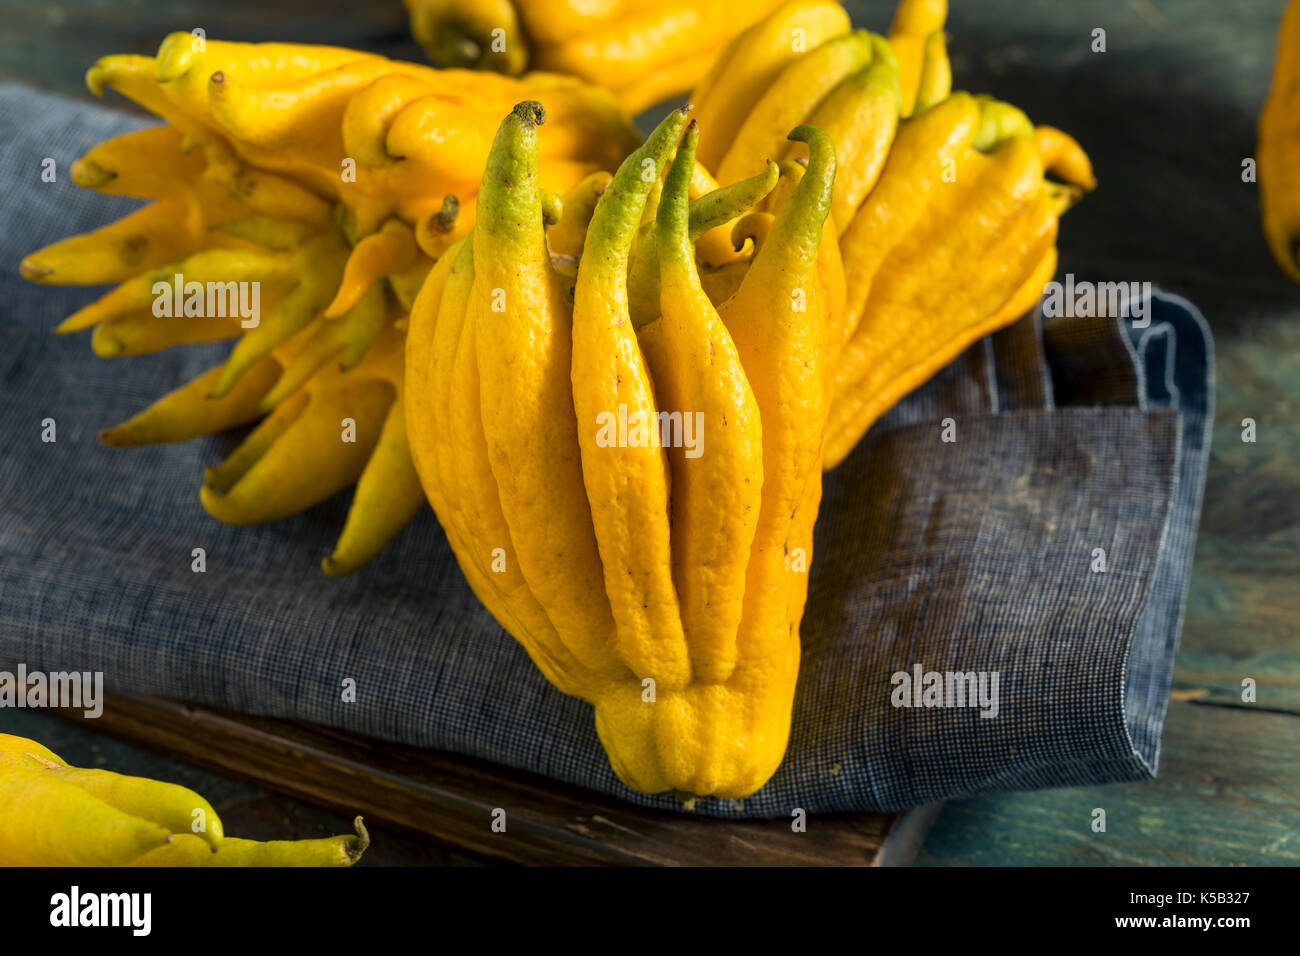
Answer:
[120,235,148,268]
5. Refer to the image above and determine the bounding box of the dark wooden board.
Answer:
[53,693,937,866]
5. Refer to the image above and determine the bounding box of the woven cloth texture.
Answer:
[0,87,1213,816]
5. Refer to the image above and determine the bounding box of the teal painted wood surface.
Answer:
[2,0,1297,864]
[918,701,1300,866]
[899,0,1300,864]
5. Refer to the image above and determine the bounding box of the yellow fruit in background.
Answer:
[1260,0,1300,281]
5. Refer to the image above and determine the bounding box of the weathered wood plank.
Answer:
[51,693,935,866]
[1178,306,1300,711]
[917,700,1300,866]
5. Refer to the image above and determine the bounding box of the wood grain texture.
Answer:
[918,701,1300,866]
[52,694,935,866]
[1181,306,1300,712]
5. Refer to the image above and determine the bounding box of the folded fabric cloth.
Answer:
[0,87,1213,816]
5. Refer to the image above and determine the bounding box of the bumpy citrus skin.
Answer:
[888,0,947,117]
[0,734,222,865]
[713,29,873,189]
[587,122,836,799]
[640,123,764,686]
[0,734,368,866]
[404,102,839,798]
[570,108,694,689]
[129,819,368,866]
[824,92,1094,468]
[626,158,780,326]
[25,32,643,575]
[788,53,901,236]
[408,206,592,695]
[692,1,852,172]
[405,0,799,113]
[680,1,1095,477]
[471,103,623,676]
